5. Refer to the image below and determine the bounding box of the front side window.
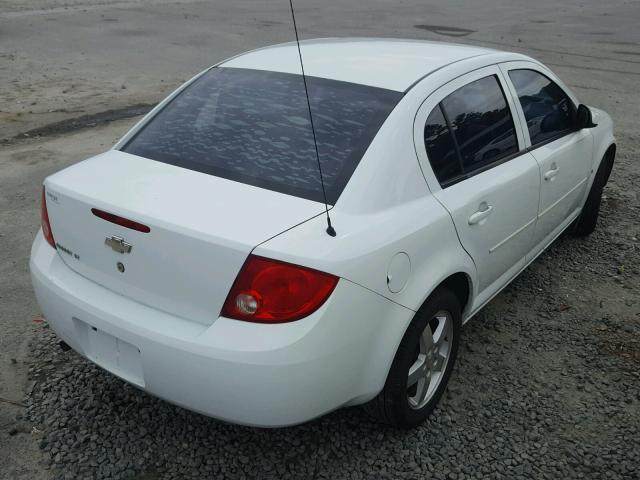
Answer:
[423,75,519,185]
[123,67,402,204]
[508,69,576,147]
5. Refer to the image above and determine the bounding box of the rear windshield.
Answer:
[123,67,402,204]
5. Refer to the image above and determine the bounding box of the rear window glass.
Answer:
[123,67,402,204]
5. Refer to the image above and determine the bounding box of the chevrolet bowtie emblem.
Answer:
[104,235,132,254]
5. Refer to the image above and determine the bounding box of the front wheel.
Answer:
[365,288,461,428]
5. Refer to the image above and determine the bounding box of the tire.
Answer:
[365,288,461,428]
[572,152,613,237]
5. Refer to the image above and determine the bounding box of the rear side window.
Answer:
[123,67,402,204]
[441,75,518,174]
[423,75,519,185]
[508,69,576,147]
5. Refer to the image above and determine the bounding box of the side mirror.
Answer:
[575,104,597,129]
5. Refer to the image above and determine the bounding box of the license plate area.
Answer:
[73,318,145,387]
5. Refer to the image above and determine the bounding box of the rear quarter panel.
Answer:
[255,89,477,319]
[254,196,476,317]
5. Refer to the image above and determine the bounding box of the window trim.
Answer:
[442,122,582,189]
[425,73,522,187]
[412,64,529,194]
[507,68,578,150]
[440,149,527,189]
[499,62,580,151]
[524,126,581,153]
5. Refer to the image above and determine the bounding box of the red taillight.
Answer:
[41,186,56,249]
[91,208,151,233]
[221,255,339,323]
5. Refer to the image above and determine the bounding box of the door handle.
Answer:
[544,164,560,181]
[468,203,493,225]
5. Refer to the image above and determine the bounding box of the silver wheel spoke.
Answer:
[407,354,428,387]
[421,325,434,353]
[415,377,430,405]
[432,315,448,344]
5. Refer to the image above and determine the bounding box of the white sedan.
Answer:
[31,38,615,428]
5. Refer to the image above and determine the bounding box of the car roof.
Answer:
[219,38,498,92]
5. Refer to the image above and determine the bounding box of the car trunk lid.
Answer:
[44,150,325,325]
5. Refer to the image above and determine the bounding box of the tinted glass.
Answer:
[509,69,575,146]
[424,105,462,183]
[441,75,518,174]
[123,67,402,203]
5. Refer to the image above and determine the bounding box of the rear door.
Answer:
[414,66,540,304]
[500,63,593,259]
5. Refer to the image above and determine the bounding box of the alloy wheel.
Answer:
[407,310,453,410]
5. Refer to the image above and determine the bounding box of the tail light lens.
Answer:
[221,255,339,323]
[41,186,56,249]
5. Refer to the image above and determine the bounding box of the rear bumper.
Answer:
[30,233,413,427]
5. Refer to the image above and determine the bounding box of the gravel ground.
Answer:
[17,135,639,479]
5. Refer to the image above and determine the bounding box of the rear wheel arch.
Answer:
[366,284,464,427]
[379,270,473,380]
[438,272,472,316]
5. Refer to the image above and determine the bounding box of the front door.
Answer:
[502,66,593,258]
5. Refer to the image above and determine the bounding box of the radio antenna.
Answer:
[288,0,336,237]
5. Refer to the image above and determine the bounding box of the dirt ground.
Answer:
[1,0,639,478]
